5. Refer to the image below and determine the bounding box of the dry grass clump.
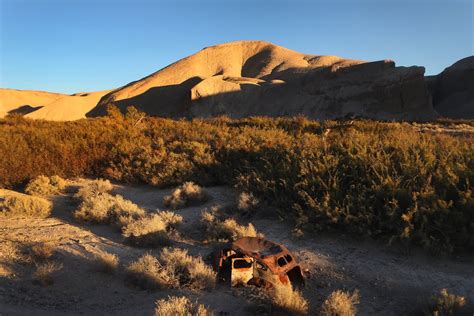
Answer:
[122,214,170,246]
[121,210,182,246]
[94,251,119,274]
[164,182,210,209]
[154,296,214,316]
[74,179,113,200]
[0,241,24,276]
[30,242,57,261]
[126,249,215,291]
[0,192,52,218]
[0,241,23,262]
[159,247,216,290]
[201,210,261,241]
[74,192,145,227]
[429,288,466,316]
[156,210,183,229]
[33,262,62,287]
[320,289,360,316]
[237,192,260,213]
[126,253,178,290]
[271,285,309,315]
[25,175,66,196]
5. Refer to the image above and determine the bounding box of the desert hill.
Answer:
[89,40,437,120]
[427,56,474,119]
[2,41,473,121]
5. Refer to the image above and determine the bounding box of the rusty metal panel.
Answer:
[231,257,254,286]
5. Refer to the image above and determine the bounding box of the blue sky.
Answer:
[1,0,472,94]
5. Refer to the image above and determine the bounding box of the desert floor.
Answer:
[1,179,473,315]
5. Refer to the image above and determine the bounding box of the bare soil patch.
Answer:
[1,179,473,315]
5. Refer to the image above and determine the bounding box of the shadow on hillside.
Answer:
[8,105,43,115]
[86,76,203,118]
[83,59,436,121]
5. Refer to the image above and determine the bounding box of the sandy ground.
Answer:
[1,180,473,315]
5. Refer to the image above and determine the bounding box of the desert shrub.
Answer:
[428,288,466,316]
[25,175,66,196]
[30,242,57,261]
[74,192,145,227]
[121,210,182,246]
[0,241,29,277]
[154,296,214,316]
[122,214,170,246]
[125,253,178,290]
[320,290,360,316]
[164,182,210,209]
[33,262,62,286]
[74,179,113,200]
[159,247,216,290]
[201,210,260,241]
[0,191,52,218]
[0,241,23,262]
[156,210,183,229]
[0,115,473,253]
[272,285,309,315]
[237,192,260,213]
[94,251,119,274]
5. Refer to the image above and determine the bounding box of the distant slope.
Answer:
[26,90,110,121]
[0,89,109,121]
[0,89,66,117]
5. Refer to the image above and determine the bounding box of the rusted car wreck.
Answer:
[212,237,305,288]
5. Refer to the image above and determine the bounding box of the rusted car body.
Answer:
[212,237,305,288]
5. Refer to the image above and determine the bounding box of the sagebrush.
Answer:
[154,296,214,316]
[320,290,360,316]
[428,288,466,316]
[272,285,309,315]
[25,175,67,196]
[1,113,473,252]
[0,190,52,218]
[201,210,260,241]
[164,182,210,209]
